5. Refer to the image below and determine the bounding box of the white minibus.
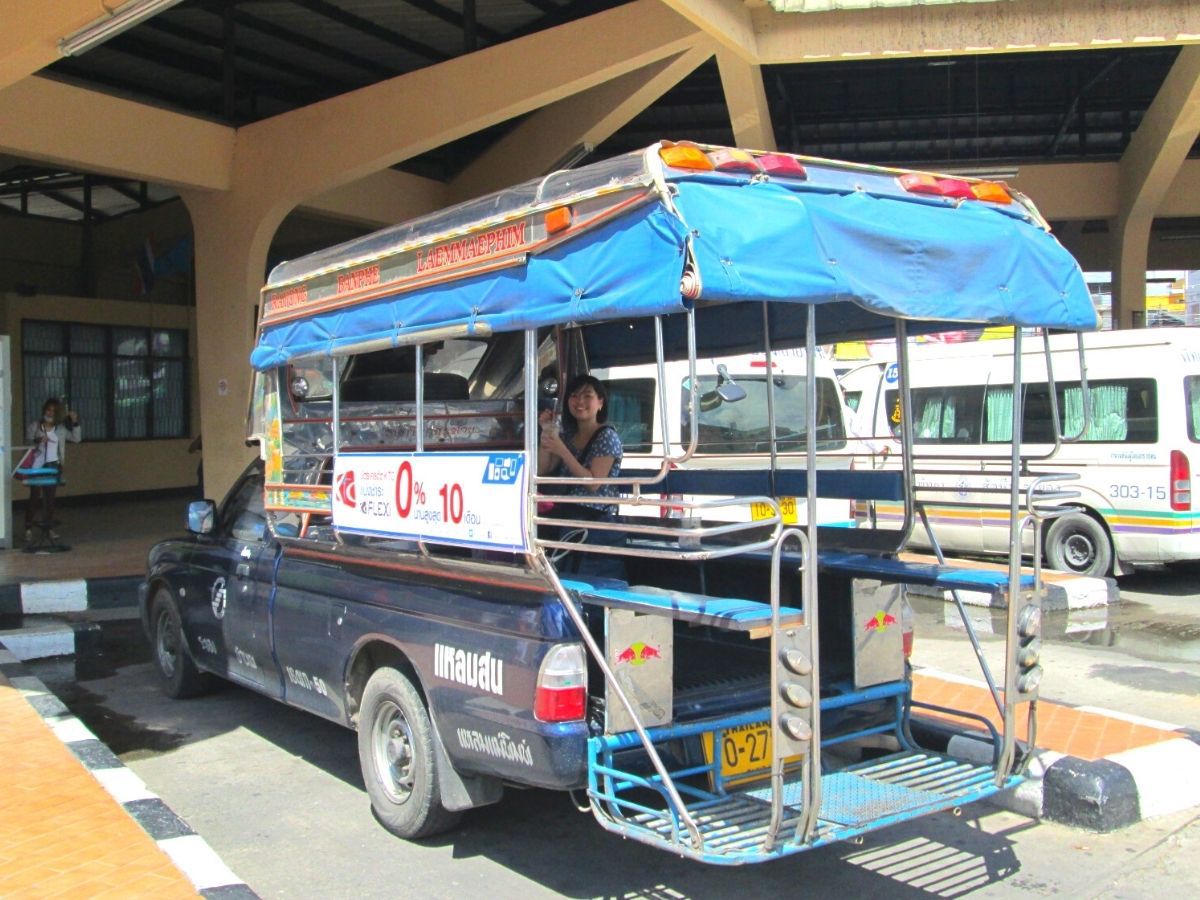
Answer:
[842,327,1200,576]
[593,350,854,527]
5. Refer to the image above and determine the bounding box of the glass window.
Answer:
[884,386,984,443]
[21,320,189,441]
[984,378,1156,444]
[1187,377,1200,443]
[604,378,655,453]
[683,374,846,454]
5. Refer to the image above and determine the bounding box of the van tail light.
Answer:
[534,643,587,722]
[1171,450,1191,511]
[660,493,684,519]
[901,593,914,659]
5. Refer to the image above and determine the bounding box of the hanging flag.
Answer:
[135,237,156,294]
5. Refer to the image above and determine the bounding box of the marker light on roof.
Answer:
[545,206,572,234]
[936,178,975,199]
[758,153,808,179]
[971,182,1013,204]
[708,148,761,173]
[659,143,714,170]
[898,173,976,200]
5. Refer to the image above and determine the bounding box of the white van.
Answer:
[595,350,854,526]
[842,328,1200,575]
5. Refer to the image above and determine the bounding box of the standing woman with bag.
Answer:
[24,398,81,543]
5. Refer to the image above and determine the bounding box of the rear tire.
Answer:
[357,667,461,840]
[151,589,211,699]
[1045,513,1112,577]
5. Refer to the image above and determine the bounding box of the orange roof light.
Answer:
[708,148,760,173]
[971,181,1013,204]
[659,143,715,171]
[545,206,572,235]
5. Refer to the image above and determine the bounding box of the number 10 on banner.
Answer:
[333,452,528,551]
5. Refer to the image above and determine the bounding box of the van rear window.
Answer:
[1186,376,1200,443]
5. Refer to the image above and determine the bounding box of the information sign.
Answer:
[332,452,528,551]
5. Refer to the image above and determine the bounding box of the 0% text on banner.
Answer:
[332,452,528,551]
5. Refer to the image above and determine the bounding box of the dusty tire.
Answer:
[1045,513,1112,577]
[151,589,210,699]
[357,667,461,840]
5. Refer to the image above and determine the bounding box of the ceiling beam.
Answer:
[0,0,116,90]
[238,0,703,204]
[657,0,758,62]
[751,0,1200,64]
[0,76,234,191]
[450,43,715,201]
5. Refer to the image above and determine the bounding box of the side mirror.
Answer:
[188,500,216,535]
[699,364,747,410]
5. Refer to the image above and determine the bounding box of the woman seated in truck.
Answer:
[537,373,625,578]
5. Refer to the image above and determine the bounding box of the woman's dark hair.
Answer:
[40,398,62,419]
[563,373,608,424]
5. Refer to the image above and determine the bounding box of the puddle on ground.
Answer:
[24,619,186,757]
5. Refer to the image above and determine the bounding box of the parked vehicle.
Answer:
[842,327,1200,576]
[142,141,1095,864]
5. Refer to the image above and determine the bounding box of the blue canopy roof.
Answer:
[251,147,1095,370]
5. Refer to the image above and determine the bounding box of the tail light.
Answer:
[1171,450,1191,511]
[660,493,684,519]
[534,644,587,722]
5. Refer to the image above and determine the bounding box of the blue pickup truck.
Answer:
[142,142,1095,864]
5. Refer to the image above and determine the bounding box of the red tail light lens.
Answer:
[758,153,807,179]
[1171,450,1191,511]
[534,644,587,722]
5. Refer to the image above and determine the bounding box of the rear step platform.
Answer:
[589,747,1013,865]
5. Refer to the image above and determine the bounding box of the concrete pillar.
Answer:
[1111,46,1200,329]
[178,189,284,498]
[716,48,776,151]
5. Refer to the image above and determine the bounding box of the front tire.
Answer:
[357,667,461,840]
[1045,512,1112,577]
[151,589,211,699]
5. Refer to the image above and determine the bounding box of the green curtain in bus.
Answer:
[1078,384,1128,442]
[986,387,1013,442]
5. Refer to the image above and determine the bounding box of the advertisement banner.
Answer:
[332,452,528,551]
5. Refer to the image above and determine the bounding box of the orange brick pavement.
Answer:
[0,670,199,899]
[912,671,1184,760]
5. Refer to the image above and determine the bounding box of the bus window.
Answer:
[685,374,846,453]
[983,379,1158,444]
[1187,376,1200,443]
[884,386,984,443]
[604,377,656,453]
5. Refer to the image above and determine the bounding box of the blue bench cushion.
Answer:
[561,579,803,632]
[819,551,1034,593]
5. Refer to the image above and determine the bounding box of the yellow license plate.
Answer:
[702,722,789,781]
[750,497,798,524]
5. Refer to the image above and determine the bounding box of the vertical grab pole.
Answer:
[762,303,779,497]
[415,344,425,453]
[331,356,341,466]
[895,320,918,545]
[798,302,822,842]
[998,328,1025,779]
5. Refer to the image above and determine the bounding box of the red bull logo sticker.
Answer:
[864,610,898,632]
[615,641,662,667]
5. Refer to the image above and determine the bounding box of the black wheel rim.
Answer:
[1061,531,1096,571]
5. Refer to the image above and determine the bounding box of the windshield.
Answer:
[684,374,847,453]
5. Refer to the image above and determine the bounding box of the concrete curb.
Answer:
[0,620,103,661]
[0,575,142,617]
[942,702,1200,832]
[0,642,258,899]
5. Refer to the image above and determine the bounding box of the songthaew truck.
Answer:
[142,141,1097,864]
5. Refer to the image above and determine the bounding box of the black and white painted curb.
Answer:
[0,574,142,617]
[0,576,140,661]
[927,669,1200,832]
[0,642,258,899]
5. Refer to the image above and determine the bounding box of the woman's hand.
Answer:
[539,422,569,460]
